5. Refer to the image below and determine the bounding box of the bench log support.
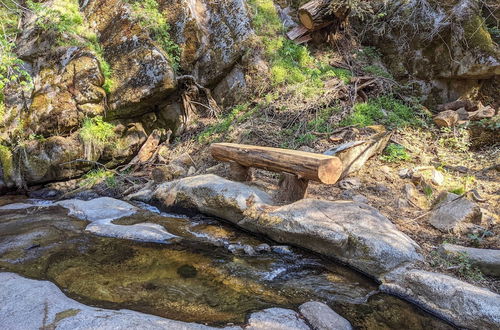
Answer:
[275,173,309,203]
[229,162,253,182]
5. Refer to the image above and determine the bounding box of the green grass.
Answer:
[247,0,283,36]
[80,168,116,188]
[197,104,258,144]
[380,143,411,163]
[341,95,421,128]
[128,0,180,70]
[79,116,115,159]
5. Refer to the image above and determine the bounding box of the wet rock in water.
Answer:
[243,245,257,256]
[56,197,176,243]
[56,197,138,221]
[246,308,310,330]
[177,265,198,278]
[255,244,271,253]
[429,192,482,233]
[187,166,197,176]
[299,301,352,330]
[439,244,500,277]
[0,203,39,211]
[382,269,500,330]
[0,272,239,330]
[271,246,293,255]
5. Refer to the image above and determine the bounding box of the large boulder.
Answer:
[136,174,422,279]
[382,269,500,330]
[299,302,352,330]
[361,0,500,105]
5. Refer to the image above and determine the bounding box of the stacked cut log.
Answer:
[288,0,349,43]
[433,100,496,128]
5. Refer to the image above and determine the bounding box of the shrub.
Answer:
[79,116,115,160]
[247,0,283,36]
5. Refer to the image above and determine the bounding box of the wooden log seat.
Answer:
[210,143,343,202]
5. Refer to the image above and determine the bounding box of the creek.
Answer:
[0,197,452,329]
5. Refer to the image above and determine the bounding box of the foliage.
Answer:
[128,0,180,70]
[80,168,116,188]
[341,96,420,128]
[79,116,115,160]
[0,1,33,113]
[247,0,283,36]
[380,143,411,163]
[467,229,494,248]
[27,0,114,93]
[0,144,13,180]
[197,104,258,144]
[429,250,484,282]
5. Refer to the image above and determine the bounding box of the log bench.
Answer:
[210,143,343,202]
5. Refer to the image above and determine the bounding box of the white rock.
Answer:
[299,301,352,330]
[431,170,444,186]
[0,272,240,330]
[429,193,481,233]
[246,308,310,330]
[439,243,500,277]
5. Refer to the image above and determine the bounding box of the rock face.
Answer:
[139,174,422,279]
[362,0,500,106]
[382,269,500,330]
[1,0,254,187]
[0,272,239,330]
[246,308,310,330]
[439,243,500,277]
[429,193,482,233]
[299,302,352,330]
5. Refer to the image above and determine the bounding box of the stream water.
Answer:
[0,197,453,329]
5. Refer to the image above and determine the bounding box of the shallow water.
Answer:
[0,200,453,329]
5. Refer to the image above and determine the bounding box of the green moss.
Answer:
[363,65,393,79]
[0,144,14,181]
[80,168,116,188]
[464,15,495,54]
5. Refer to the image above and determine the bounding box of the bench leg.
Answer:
[275,173,309,203]
[229,162,253,182]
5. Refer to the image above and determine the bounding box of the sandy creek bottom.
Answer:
[0,198,453,329]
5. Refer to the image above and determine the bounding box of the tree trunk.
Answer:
[210,143,343,184]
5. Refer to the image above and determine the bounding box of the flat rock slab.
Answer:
[429,193,481,233]
[246,308,310,330]
[0,272,240,330]
[381,269,500,330]
[299,301,352,330]
[439,243,500,277]
[141,175,422,279]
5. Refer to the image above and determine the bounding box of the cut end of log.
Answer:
[318,157,343,184]
[299,10,315,30]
